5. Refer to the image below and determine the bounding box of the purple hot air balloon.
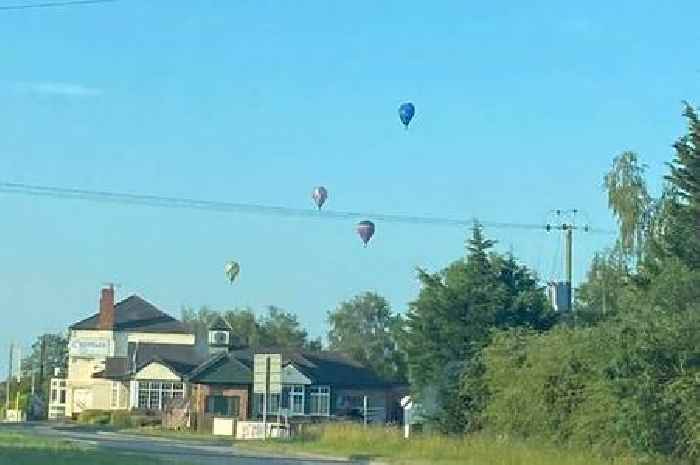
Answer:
[356,220,375,247]
[312,186,328,210]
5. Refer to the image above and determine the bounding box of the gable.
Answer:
[189,354,252,385]
[135,361,181,381]
[282,363,312,385]
[70,296,191,334]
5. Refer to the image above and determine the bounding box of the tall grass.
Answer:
[246,423,656,465]
[0,432,190,465]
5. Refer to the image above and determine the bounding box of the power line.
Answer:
[0,0,119,11]
[0,181,615,234]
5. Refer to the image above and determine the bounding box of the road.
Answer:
[0,422,366,465]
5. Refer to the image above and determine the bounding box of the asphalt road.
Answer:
[0,422,367,465]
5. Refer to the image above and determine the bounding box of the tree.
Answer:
[222,308,261,347]
[574,248,631,324]
[662,102,700,270]
[257,306,311,349]
[404,224,556,432]
[21,333,68,391]
[603,151,653,264]
[183,305,320,350]
[327,292,407,382]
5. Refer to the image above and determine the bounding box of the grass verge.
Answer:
[234,423,656,465]
[124,425,232,443]
[0,431,190,465]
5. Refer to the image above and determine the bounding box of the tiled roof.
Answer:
[96,342,206,380]
[187,352,252,385]
[225,348,393,388]
[70,295,191,334]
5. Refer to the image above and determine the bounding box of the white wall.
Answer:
[135,362,181,381]
[128,332,195,345]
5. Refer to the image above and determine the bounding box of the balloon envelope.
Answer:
[312,186,328,210]
[398,102,415,128]
[356,220,375,247]
[224,261,240,283]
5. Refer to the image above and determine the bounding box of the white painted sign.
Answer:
[69,338,111,357]
[212,417,235,436]
[236,421,266,440]
[236,421,287,440]
[253,354,281,394]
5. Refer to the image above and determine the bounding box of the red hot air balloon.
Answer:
[356,220,375,247]
[312,186,328,210]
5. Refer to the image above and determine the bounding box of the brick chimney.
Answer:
[98,285,115,330]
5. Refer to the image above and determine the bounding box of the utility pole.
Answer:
[5,343,13,417]
[564,224,573,312]
[39,335,46,400]
[546,209,589,312]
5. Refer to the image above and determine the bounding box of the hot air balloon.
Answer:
[398,102,415,129]
[356,220,375,247]
[224,261,240,284]
[312,186,328,210]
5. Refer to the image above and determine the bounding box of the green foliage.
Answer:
[257,306,310,348]
[182,305,321,350]
[483,304,700,461]
[241,423,646,465]
[604,151,652,263]
[404,224,556,433]
[659,103,700,269]
[327,292,407,382]
[110,410,134,428]
[76,409,112,425]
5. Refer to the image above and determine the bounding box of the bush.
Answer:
[110,410,133,429]
[77,409,112,425]
[483,306,700,463]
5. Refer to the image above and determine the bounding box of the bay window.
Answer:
[137,381,184,410]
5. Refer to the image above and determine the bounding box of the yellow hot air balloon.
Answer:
[224,261,240,284]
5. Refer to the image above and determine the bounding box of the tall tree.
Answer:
[404,224,556,432]
[222,308,261,347]
[603,151,652,264]
[183,305,319,350]
[662,102,700,269]
[327,292,407,382]
[257,306,310,349]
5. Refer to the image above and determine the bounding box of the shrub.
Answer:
[77,409,111,425]
[110,410,133,429]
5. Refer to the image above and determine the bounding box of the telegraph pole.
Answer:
[5,343,13,417]
[546,209,589,312]
[564,224,573,312]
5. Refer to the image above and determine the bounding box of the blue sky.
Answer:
[1,0,699,377]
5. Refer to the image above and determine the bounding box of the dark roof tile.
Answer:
[70,296,191,334]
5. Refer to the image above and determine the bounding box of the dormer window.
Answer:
[207,316,233,353]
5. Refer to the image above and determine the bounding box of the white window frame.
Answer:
[137,381,185,410]
[309,385,330,416]
[290,385,304,415]
[111,382,119,408]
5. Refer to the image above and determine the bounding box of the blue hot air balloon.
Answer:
[398,102,415,129]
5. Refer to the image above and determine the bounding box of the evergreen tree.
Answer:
[663,102,700,269]
[404,224,555,432]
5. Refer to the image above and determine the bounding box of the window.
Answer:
[309,386,330,416]
[137,381,185,410]
[281,385,305,415]
[253,393,281,416]
[111,382,119,408]
[291,385,304,415]
[206,395,240,417]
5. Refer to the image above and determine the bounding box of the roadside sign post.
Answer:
[363,395,368,428]
[254,353,281,440]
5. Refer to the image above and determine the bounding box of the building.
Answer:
[60,286,407,427]
[187,320,406,431]
[64,285,201,417]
